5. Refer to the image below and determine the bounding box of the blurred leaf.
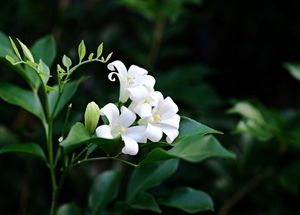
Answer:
[31,35,56,67]
[139,135,235,165]
[88,170,122,214]
[127,159,179,202]
[62,55,72,69]
[96,43,103,58]
[228,101,264,124]
[37,59,50,84]
[60,122,119,154]
[78,40,86,61]
[284,63,300,81]
[278,161,300,194]
[0,83,45,120]
[0,126,19,145]
[159,187,213,213]
[8,36,21,60]
[57,202,81,215]
[0,143,46,161]
[129,192,161,213]
[48,79,81,118]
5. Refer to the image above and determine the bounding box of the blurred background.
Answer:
[1,0,300,214]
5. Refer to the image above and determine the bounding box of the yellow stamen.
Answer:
[154,114,161,122]
[120,127,126,134]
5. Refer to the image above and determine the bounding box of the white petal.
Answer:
[128,86,149,101]
[134,103,152,118]
[119,106,136,127]
[161,114,180,129]
[107,60,127,78]
[126,125,147,143]
[160,125,179,143]
[121,136,139,155]
[141,75,156,88]
[128,65,148,76]
[96,125,114,139]
[159,97,179,119]
[100,103,119,128]
[150,91,164,106]
[146,123,163,142]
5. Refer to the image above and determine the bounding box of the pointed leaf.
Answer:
[127,159,179,202]
[62,55,72,69]
[96,43,103,58]
[0,83,45,120]
[17,39,34,62]
[105,52,113,62]
[139,135,235,165]
[159,187,214,213]
[284,63,300,81]
[9,37,22,60]
[38,59,50,84]
[78,40,86,61]
[88,170,122,214]
[5,55,15,64]
[0,143,46,161]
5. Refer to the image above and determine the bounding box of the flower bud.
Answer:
[84,101,100,134]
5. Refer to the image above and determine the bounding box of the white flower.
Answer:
[138,96,180,144]
[95,103,146,155]
[107,60,155,103]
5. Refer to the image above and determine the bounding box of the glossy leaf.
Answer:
[59,122,119,154]
[78,40,86,61]
[159,187,213,213]
[0,83,44,120]
[88,170,122,214]
[139,135,235,165]
[127,159,179,202]
[48,79,81,118]
[57,202,81,215]
[0,143,46,161]
[179,116,222,138]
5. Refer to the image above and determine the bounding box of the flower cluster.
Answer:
[94,60,180,155]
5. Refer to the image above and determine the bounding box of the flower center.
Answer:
[154,114,161,122]
[119,127,127,135]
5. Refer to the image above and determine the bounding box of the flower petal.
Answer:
[134,103,152,118]
[159,97,179,120]
[119,106,136,127]
[128,65,148,76]
[161,114,180,129]
[107,60,127,78]
[121,135,139,155]
[142,75,156,88]
[100,103,119,128]
[146,123,163,142]
[126,125,147,143]
[96,125,114,139]
[128,86,150,101]
[160,125,179,143]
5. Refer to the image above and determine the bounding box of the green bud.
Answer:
[84,101,100,134]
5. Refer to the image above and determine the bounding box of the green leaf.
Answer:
[139,135,235,165]
[129,193,161,213]
[179,116,222,138]
[62,55,72,69]
[31,35,56,67]
[0,32,17,59]
[159,187,214,213]
[88,170,122,214]
[9,37,22,60]
[96,43,103,58]
[78,40,86,62]
[0,83,44,120]
[59,122,119,154]
[284,63,300,81]
[57,202,81,215]
[105,52,113,62]
[17,39,34,62]
[0,143,46,161]
[5,55,15,64]
[37,59,50,84]
[88,53,94,61]
[48,79,81,118]
[127,159,179,202]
